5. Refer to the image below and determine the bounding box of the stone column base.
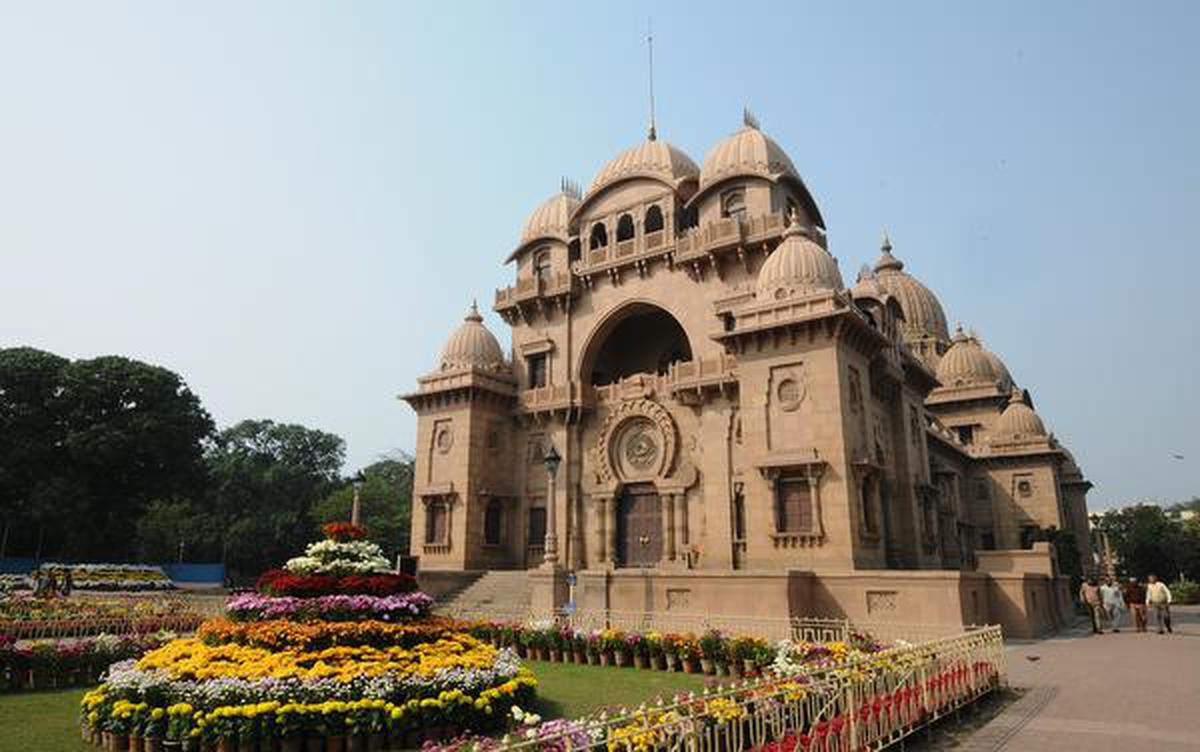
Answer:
[528,568,570,617]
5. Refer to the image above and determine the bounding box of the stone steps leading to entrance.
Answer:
[432,570,530,618]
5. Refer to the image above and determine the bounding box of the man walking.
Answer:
[1124,577,1148,632]
[1079,577,1105,634]
[1100,578,1125,632]
[1146,575,1173,634]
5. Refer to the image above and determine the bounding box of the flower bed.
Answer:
[0,632,175,692]
[425,628,1005,752]
[39,563,176,591]
[225,592,433,622]
[0,595,207,639]
[80,523,535,750]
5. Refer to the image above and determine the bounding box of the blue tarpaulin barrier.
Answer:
[0,558,224,583]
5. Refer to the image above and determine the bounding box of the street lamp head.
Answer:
[543,444,562,476]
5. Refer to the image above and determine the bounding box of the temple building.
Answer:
[401,115,1091,637]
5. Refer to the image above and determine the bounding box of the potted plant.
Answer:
[645,632,665,670]
[546,627,563,663]
[144,707,167,752]
[680,635,701,674]
[585,632,601,665]
[752,640,776,675]
[627,633,645,668]
[165,703,194,752]
[699,630,725,675]
[662,634,679,672]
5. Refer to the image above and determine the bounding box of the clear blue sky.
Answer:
[2,2,1196,508]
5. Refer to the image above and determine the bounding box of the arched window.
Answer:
[616,214,635,242]
[775,477,813,533]
[590,222,608,249]
[721,189,746,220]
[644,205,664,233]
[484,498,503,545]
[533,249,550,283]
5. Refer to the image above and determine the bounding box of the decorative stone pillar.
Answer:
[673,493,688,565]
[570,491,584,570]
[593,495,609,566]
[664,493,677,562]
[606,494,619,568]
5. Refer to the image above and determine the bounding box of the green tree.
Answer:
[205,419,345,581]
[312,454,414,561]
[134,498,222,563]
[1095,504,1200,581]
[0,349,213,561]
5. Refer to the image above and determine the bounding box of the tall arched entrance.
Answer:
[581,302,693,387]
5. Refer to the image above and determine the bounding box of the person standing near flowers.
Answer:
[1123,577,1148,632]
[1079,578,1105,634]
[1145,575,1173,634]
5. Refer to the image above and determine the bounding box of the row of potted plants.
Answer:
[463,621,888,679]
[0,632,175,692]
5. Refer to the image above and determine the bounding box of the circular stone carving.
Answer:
[435,426,454,453]
[590,398,677,486]
[624,421,659,470]
[777,377,804,411]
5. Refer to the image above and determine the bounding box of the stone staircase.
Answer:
[432,570,531,619]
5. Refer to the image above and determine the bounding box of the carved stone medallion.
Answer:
[591,398,677,486]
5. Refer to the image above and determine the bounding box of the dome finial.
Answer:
[873,229,903,272]
[466,300,482,322]
[743,107,760,130]
[782,207,804,238]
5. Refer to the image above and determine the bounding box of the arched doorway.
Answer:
[582,302,693,386]
[616,483,662,567]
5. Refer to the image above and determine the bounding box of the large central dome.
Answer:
[587,137,699,197]
[699,124,799,194]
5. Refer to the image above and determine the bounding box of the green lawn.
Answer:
[0,662,708,752]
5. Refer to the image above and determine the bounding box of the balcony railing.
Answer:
[495,271,575,310]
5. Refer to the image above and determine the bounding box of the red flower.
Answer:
[322,522,367,542]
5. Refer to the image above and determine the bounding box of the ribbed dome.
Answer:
[588,138,698,196]
[872,237,950,342]
[995,391,1048,439]
[438,304,508,372]
[521,192,580,245]
[756,217,843,301]
[935,327,1012,390]
[699,123,799,193]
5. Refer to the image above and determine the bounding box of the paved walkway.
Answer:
[959,605,1200,751]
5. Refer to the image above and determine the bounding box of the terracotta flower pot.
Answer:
[215,738,236,752]
[347,736,365,752]
[700,658,715,674]
[366,734,386,752]
[615,649,629,667]
[238,738,257,752]
[146,738,163,752]
[574,650,586,664]
[325,736,346,752]
[279,739,302,752]
[665,653,678,671]
[109,734,130,752]
[599,651,611,666]
[633,653,647,669]
[549,649,562,663]
[130,735,145,752]
[304,737,324,752]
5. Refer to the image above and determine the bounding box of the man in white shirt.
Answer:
[1145,575,1173,634]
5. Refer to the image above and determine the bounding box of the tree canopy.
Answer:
[312,454,414,562]
[1094,503,1200,581]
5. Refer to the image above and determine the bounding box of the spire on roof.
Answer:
[646,19,657,141]
[743,107,760,130]
[466,301,482,322]
[874,230,904,272]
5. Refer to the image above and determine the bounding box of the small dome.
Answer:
[588,138,698,197]
[699,123,799,194]
[438,304,508,372]
[521,192,580,245]
[871,235,950,342]
[995,390,1048,439]
[756,214,843,300]
[935,327,1013,390]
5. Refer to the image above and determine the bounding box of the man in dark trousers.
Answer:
[1124,577,1148,632]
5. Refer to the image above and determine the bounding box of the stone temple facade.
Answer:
[402,116,1091,637]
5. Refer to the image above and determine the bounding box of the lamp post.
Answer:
[542,443,561,568]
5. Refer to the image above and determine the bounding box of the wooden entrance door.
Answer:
[617,483,662,567]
